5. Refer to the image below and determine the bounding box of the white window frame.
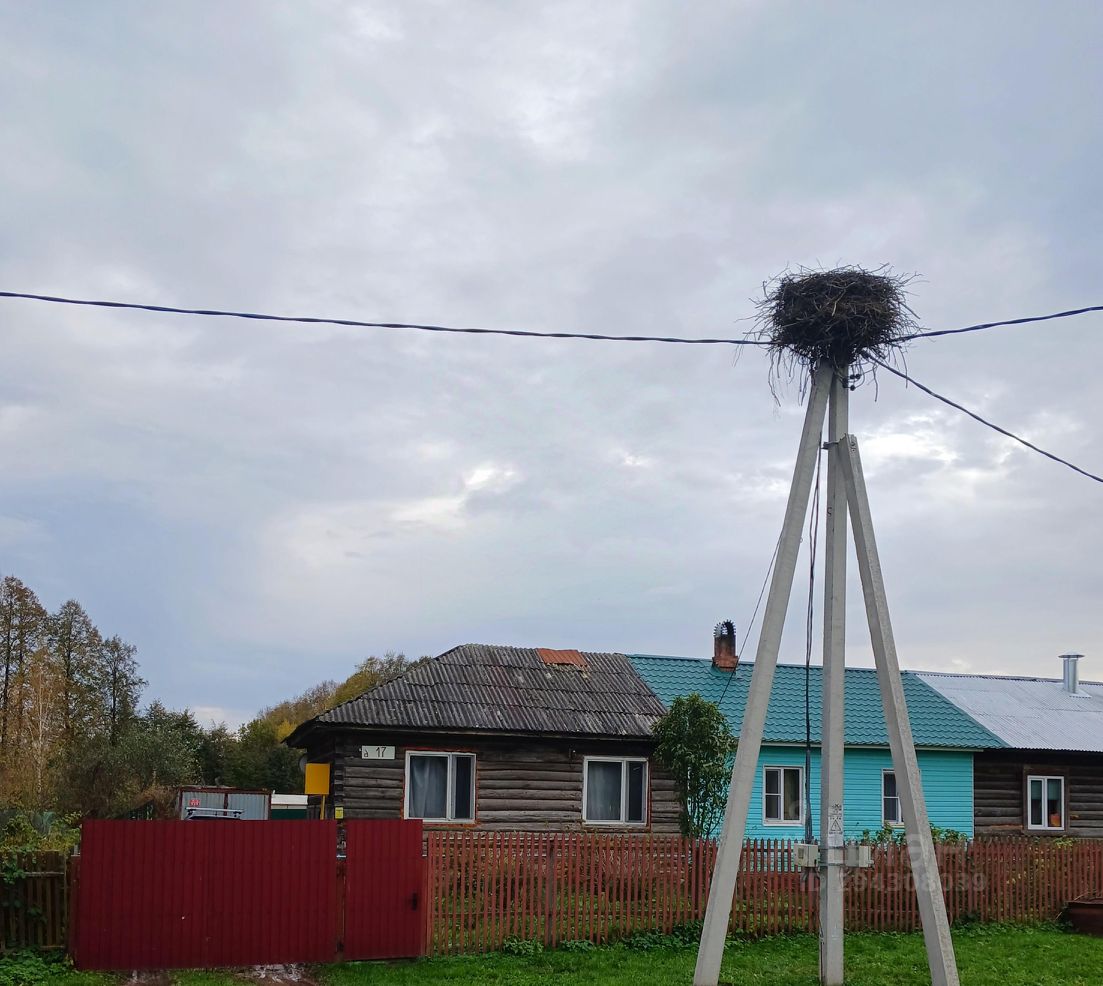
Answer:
[882,769,902,827]
[582,756,648,826]
[403,750,476,823]
[762,765,804,826]
[1026,774,1065,832]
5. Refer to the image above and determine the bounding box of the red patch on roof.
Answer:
[537,648,589,670]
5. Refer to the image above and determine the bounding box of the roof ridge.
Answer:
[916,669,1103,686]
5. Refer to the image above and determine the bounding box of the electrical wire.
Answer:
[715,533,782,710]
[0,291,768,347]
[872,358,1103,485]
[1,289,1100,347]
[902,304,1103,340]
[803,447,822,844]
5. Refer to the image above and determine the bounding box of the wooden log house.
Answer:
[285,644,682,833]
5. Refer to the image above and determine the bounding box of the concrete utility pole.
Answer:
[693,370,960,986]
[839,436,959,986]
[693,362,831,986]
[818,369,848,985]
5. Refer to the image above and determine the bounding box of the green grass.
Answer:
[320,926,1103,986]
[6,927,1103,986]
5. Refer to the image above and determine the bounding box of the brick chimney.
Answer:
[713,620,738,671]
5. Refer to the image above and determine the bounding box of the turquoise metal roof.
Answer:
[629,655,1004,749]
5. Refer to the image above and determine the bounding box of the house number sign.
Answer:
[360,745,396,760]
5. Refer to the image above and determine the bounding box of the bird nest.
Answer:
[754,266,917,392]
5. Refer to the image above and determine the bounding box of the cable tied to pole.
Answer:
[804,442,823,845]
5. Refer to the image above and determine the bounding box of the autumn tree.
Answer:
[0,576,47,754]
[48,600,104,743]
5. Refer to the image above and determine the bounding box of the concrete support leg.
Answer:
[818,372,849,985]
[839,434,960,986]
[693,362,831,986]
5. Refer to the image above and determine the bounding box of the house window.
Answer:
[883,771,902,826]
[1027,775,1065,831]
[583,757,647,825]
[405,752,475,822]
[763,766,803,825]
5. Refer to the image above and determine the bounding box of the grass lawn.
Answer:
[13,927,1103,986]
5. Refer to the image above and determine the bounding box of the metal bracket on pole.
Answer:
[693,361,831,986]
[838,434,961,986]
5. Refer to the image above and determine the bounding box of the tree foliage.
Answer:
[0,571,426,817]
[652,693,735,838]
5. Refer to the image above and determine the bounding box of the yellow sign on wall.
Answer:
[304,762,331,795]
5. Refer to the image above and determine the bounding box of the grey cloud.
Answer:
[0,1,1100,714]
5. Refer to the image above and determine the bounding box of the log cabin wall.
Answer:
[322,730,681,833]
[974,749,1103,837]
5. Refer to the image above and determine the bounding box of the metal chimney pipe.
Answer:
[1061,653,1084,695]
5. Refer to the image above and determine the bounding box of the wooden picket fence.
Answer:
[425,833,1103,955]
[6,836,1103,958]
[0,853,68,953]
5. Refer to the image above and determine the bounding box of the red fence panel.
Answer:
[343,819,425,960]
[72,820,338,970]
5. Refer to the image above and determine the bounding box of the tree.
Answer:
[48,600,103,743]
[652,693,735,838]
[101,636,145,745]
[59,701,204,817]
[0,576,47,754]
[226,718,301,793]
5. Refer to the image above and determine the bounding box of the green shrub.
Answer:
[560,939,595,953]
[501,936,544,957]
[0,950,70,986]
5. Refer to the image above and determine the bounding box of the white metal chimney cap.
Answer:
[1061,653,1086,696]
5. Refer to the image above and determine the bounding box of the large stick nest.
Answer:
[754,266,917,392]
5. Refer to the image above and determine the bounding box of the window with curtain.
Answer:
[883,771,901,826]
[763,766,803,824]
[405,752,476,822]
[1026,775,1065,831]
[583,758,647,824]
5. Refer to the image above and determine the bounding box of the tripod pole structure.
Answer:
[839,434,960,986]
[693,361,831,986]
[818,369,849,984]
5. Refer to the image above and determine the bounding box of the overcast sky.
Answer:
[2,2,1101,728]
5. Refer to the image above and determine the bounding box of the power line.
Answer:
[2,289,1100,348]
[0,291,768,347]
[872,358,1103,485]
[716,533,782,710]
[902,304,1103,340]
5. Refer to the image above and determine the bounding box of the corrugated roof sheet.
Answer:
[916,672,1103,752]
[629,655,1004,749]
[304,644,665,738]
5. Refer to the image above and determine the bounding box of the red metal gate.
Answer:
[343,820,426,960]
[71,818,425,970]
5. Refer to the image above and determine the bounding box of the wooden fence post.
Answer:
[544,841,558,949]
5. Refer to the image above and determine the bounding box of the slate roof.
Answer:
[288,644,666,743]
[629,655,1004,749]
[917,672,1103,753]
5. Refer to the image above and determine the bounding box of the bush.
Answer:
[0,951,70,986]
[559,939,595,953]
[500,936,543,957]
[0,813,79,856]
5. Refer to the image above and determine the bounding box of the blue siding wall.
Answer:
[741,745,975,840]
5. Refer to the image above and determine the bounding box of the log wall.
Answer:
[974,749,1103,837]
[321,731,681,833]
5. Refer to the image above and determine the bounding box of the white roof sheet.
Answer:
[916,672,1103,752]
